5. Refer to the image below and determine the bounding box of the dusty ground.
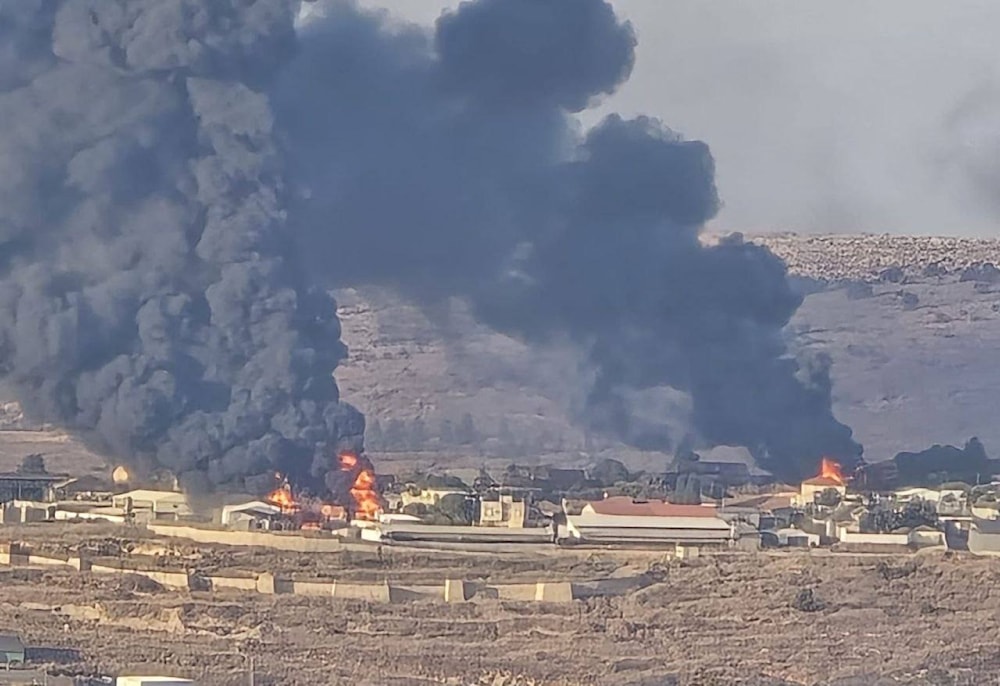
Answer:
[1,525,999,685]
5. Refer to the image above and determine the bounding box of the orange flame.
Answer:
[265,474,300,513]
[339,451,382,521]
[818,457,846,486]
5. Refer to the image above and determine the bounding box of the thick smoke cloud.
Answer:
[434,0,635,113]
[281,0,861,479]
[0,0,363,494]
[0,0,859,489]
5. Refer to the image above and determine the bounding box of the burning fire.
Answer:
[266,474,300,513]
[263,454,382,523]
[817,457,846,486]
[339,451,382,521]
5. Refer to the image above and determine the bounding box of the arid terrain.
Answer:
[0,524,999,685]
[1,233,1000,684]
[331,233,1000,467]
[3,232,1000,476]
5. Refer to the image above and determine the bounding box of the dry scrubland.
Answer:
[744,232,1000,281]
[0,525,998,685]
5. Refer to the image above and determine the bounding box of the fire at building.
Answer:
[794,457,848,507]
[263,451,383,530]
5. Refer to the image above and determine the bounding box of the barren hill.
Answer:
[6,233,1000,475]
[335,233,1000,467]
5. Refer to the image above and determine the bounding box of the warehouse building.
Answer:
[563,497,737,548]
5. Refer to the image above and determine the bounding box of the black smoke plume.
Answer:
[279,0,860,480]
[0,0,362,495]
[0,0,859,489]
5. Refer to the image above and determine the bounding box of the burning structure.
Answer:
[795,458,848,506]
[263,451,382,527]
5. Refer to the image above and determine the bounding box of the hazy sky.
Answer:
[352,0,1000,237]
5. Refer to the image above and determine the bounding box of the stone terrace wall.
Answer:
[0,544,636,605]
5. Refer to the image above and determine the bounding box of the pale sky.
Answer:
[353,0,1000,237]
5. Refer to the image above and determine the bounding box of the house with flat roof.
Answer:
[968,517,1000,556]
[794,476,847,507]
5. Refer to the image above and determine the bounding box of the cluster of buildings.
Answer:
[731,473,1000,553]
[9,455,1000,559]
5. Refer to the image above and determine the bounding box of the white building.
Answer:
[564,497,736,547]
[894,487,966,505]
[794,476,847,507]
[111,490,192,521]
[219,501,283,529]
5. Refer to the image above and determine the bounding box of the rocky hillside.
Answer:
[5,233,1000,474]
[739,232,1000,282]
[334,233,1000,467]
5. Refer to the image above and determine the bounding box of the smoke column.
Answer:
[0,0,860,486]
[279,0,861,479]
[0,1,363,494]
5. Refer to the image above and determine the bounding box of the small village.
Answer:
[1,447,1000,684]
[3,445,1000,560]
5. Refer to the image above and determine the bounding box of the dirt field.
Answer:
[0,525,998,685]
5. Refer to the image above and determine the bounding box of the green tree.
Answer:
[436,493,472,524]
[590,458,630,486]
[815,488,843,508]
[17,453,46,475]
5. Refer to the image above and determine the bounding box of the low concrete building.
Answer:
[764,527,819,548]
[971,501,1000,520]
[1,501,52,524]
[968,517,1000,556]
[219,501,283,529]
[111,490,192,521]
[795,476,847,507]
[479,491,527,528]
